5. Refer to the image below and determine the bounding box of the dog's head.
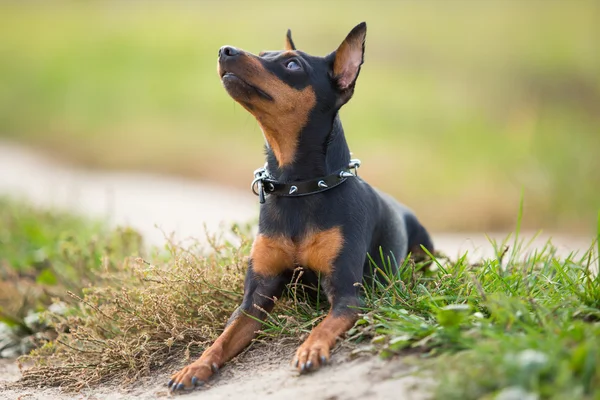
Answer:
[217,22,367,167]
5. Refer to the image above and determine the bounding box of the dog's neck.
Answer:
[265,113,351,182]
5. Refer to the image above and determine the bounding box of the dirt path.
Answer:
[0,141,258,247]
[0,141,593,399]
[1,344,432,400]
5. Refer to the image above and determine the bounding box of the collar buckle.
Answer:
[348,158,361,176]
[251,163,269,203]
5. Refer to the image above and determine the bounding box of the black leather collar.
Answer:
[251,159,361,204]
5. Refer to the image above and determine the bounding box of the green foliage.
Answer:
[350,238,600,399]
[0,197,142,326]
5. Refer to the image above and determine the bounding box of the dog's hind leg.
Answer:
[405,212,434,258]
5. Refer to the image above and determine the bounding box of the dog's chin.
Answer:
[222,73,273,104]
[222,73,257,104]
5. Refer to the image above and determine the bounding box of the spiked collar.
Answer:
[251,159,361,204]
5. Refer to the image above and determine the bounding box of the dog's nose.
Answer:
[219,46,240,59]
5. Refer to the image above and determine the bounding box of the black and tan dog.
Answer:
[168,22,434,391]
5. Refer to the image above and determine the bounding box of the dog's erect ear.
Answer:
[284,29,296,51]
[331,22,366,95]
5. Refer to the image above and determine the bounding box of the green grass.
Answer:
[357,242,599,399]
[0,1,599,232]
[4,198,597,398]
[350,204,600,398]
[0,197,142,336]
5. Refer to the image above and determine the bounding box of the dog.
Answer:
[168,22,434,391]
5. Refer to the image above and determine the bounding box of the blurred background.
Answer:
[1,0,598,233]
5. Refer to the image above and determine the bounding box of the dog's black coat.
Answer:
[169,22,434,391]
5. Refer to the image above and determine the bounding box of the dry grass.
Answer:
[17,231,251,390]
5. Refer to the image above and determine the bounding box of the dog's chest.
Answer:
[250,226,343,277]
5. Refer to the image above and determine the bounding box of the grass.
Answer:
[19,230,249,388]
[3,198,597,399]
[353,206,600,398]
[359,242,599,399]
[0,0,599,232]
[0,197,143,336]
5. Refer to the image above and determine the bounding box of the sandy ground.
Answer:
[0,343,432,400]
[0,141,594,399]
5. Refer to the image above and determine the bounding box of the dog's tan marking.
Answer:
[297,227,344,275]
[294,312,357,370]
[169,313,262,388]
[251,227,344,277]
[220,53,316,167]
[251,234,296,277]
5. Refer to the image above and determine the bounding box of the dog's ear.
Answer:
[284,29,296,51]
[330,22,366,104]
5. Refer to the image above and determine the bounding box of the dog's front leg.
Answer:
[293,249,364,373]
[168,261,287,391]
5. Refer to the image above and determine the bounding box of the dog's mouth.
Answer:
[220,71,273,102]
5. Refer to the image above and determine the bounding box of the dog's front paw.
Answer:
[168,360,219,392]
[292,338,331,374]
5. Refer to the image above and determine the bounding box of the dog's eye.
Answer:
[285,60,301,71]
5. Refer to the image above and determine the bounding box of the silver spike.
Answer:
[318,180,328,188]
[339,171,354,178]
[289,186,298,194]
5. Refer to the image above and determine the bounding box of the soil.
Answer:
[0,343,433,400]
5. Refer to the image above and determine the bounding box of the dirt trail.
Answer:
[0,142,593,399]
[1,344,432,400]
[0,142,258,247]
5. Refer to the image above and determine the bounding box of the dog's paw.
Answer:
[168,361,219,392]
[292,338,330,374]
